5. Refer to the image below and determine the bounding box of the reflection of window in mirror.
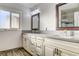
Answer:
[31,13,40,32]
[57,3,79,30]
[33,15,38,29]
[11,13,20,29]
[59,4,75,27]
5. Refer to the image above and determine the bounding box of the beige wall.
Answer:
[31,3,57,31]
[0,4,23,51]
[22,9,31,30]
[0,30,22,51]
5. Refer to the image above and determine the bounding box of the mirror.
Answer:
[56,3,79,30]
[31,13,40,32]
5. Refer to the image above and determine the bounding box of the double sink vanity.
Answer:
[22,3,79,56]
[22,32,79,56]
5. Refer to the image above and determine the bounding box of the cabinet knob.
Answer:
[58,50,62,56]
[53,48,57,56]
[24,38,26,41]
[53,48,62,56]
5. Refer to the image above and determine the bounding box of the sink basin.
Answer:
[45,34,73,39]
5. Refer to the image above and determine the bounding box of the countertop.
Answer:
[23,32,79,43]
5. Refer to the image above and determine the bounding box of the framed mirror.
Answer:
[31,13,40,32]
[56,3,79,30]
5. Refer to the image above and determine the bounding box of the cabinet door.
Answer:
[54,48,79,56]
[30,44,36,54]
[44,46,55,56]
[36,47,43,56]
[23,37,26,48]
[23,35,31,53]
[30,36,36,43]
[25,38,31,52]
[60,49,79,56]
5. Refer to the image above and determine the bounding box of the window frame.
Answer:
[10,12,20,29]
[0,9,20,30]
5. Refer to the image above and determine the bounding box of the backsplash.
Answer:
[55,30,79,38]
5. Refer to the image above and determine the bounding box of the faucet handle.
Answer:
[70,31,74,36]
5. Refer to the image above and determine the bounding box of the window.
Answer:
[0,10,20,29]
[0,10,10,29]
[11,13,19,29]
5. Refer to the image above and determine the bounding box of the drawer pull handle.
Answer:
[53,48,62,56]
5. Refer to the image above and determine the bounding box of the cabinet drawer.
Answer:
[37,39,43,43]
[23,38,26,47]
[45,46,54,56]
[59,48,79,56]
[23,37,26,41]
[31,41,36,46]
[36,47,42,56]
[30,45,36,53]
[30,36,36,39]
[36,42,43,48]
[44,44,56,56]
[30,38,36,43]
[36,37,44,41]
[45,38,79,54]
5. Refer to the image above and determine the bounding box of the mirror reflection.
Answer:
[59,3,79,27]
[31,13,40,32]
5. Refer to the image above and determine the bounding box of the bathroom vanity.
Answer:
[22,33,79,56]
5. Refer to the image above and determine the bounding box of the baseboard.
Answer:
[0,47,23,52]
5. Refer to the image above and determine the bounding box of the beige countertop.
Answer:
[23,33,79,43]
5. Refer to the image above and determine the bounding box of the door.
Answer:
[44,46,56,56]
[23,35,31,53]
[36,47,43,56]
[59,48,79,56]
[23,36,26,48]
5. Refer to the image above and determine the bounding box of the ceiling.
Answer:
[0,3,39,10]
[60,3,79,10]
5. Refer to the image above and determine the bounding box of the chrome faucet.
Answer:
[64,30,74,36]
[70,31,74,36]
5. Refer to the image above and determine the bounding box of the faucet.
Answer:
[64,30,67,36]
[70,31,74,36]
[64,30,74,37]
[45,27,47,31]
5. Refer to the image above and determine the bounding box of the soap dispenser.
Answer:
[46,27,47,31]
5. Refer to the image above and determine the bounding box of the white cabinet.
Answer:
[23,36,26,48]
[23,34,44,56]
[44,38,79,56]
[44,38,55,56]
[23,34,37,55]
[23,34,32,54]
[23,33,79,56]
[36,37,44,56]
[44,46,54,56]
[57,48,79,56]
[36,47,43,56]
[30,44,36,55]
[44,40,57,56]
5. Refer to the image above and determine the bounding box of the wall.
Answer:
[22,3,57,31]
[31,3,57,31]
[0,3,58,51]
[0,30,22,51]
[0,4,33,51]
[0,5,23,51]
[0,5,23,30]
[22,9,31,30]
